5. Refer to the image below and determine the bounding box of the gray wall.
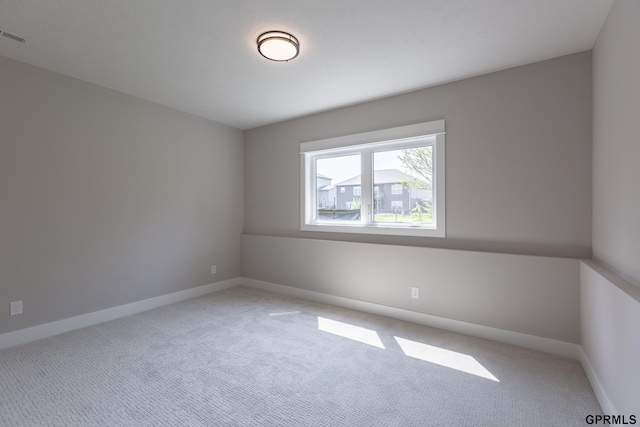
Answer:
[581,0,640,416]
[245,52,593,258]
[580,260,640,415]
[592,0,640,287]
[0,56,244,335]
[243,53,593,343]
[244,234,581,343]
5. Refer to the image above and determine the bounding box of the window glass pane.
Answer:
[373,147,433,224]
[316,154,361,221]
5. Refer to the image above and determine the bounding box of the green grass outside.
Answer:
[373,213,433,224]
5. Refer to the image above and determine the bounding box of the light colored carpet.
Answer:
[0,286,600,426]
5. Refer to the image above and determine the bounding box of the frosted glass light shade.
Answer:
[257,31,299,62]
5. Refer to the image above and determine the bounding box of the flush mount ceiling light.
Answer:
[257,31,299,62]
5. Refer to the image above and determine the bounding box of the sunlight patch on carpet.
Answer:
[318,317,385,349]
[395,336,499,382]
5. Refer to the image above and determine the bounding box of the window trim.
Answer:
[300,119,445,238]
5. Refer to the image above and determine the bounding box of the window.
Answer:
[315,154,360,222]
[301,120,445,237]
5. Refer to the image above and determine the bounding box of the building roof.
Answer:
[334,169,425,186]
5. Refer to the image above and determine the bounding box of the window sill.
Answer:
[301,222,445,238]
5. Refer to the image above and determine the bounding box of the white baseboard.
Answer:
[0,278,240,350]
[241,277,581,360]
[3,275,608,411]
[2,276,582,360]
[579,346,616,415]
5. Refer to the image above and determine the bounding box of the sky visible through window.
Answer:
[317,149,421,185]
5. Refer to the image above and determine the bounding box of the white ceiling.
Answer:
[0,1,613,130]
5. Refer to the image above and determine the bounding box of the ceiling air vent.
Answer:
[0,30,28,44]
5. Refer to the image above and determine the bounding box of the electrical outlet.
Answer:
[411,287,419,299]
[211,265,217,274]
[10,300,23,316]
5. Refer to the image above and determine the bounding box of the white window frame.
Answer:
[300,119,445,238]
